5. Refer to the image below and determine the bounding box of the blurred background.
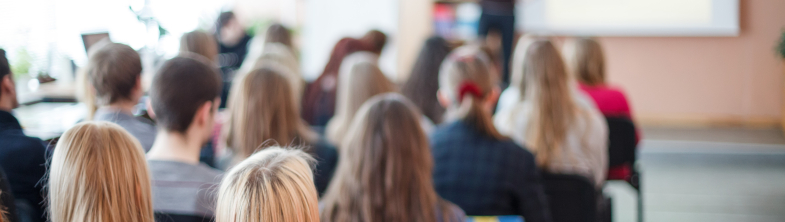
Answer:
[1,0,785,221]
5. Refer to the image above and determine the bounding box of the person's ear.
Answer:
[437,90,451,108]
[194,101,214,128]
[484,86,501,111]
[1,75,14,96]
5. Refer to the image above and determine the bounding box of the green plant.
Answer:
[11,48,32,79]
[778,29,785,59]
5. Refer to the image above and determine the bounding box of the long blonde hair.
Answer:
[520,40,588,167]
[215,147,319,222]
[510,35,538,91]
[180,30,219,64]
[48,121,154,222]
[321,93,457,222]
[223,65,317,164]
[325,52,395,146]
[562,37,605,86]
[439,46,503,139]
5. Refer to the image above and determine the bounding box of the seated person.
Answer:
[220,64,337,196]
[146,55,224,219]
[0,49,47,222]
[430,46,551,222]
[325,52,395,146]
[562,37,635,119]
[48,122,155,222]
[494,39,608,188]
[215,147,320,222]
[83,42,157,151]
[321,93,465,222]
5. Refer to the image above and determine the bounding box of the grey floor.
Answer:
[605,127,785,222]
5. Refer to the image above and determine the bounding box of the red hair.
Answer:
[302,38,374,125]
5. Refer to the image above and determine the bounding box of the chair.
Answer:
[466,216,524,222]
[154,213,213,222]
[605,117,642,222]
[541,173,597,222]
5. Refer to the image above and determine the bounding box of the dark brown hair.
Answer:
[264,23,293,48]
[86,43,142,105]
[0,49,10,97]
[401,36,452,124]
[151,55,222,133]
[321,93,457,222]
[361,30,387,54]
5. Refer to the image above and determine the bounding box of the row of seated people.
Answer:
[0,22,637,222]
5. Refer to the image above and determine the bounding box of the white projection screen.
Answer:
[518,0,739,36]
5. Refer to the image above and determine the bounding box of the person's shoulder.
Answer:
[430,122,470,143]
[494,139,534,159]
[0,132,47,153]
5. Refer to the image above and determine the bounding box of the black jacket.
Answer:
[0,110,47,222]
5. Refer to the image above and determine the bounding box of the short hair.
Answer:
[48,121,154,222]
[216,147,319,222]
[265,23,293,48]
[151,55,222,133]
[217,11,236,30]
[180,30,218,63]
[86,43,142,105]
[0,49,10,97]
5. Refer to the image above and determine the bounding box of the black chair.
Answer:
[154,213,213,222]
[541,173,597,222]
[605,117,642,222]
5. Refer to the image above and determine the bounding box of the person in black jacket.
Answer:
[478,0,516,86]
[0,49,47,222]
[430,46,551,222]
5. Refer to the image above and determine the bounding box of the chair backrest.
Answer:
[467,216,525,222]
[605,117,637,167]
[154,213,213,222]
[541,173,596,222]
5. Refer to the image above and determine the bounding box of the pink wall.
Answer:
[596,0,785,127]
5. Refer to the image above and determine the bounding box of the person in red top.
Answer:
[562,37,639,180]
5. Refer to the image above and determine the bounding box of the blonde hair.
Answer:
[215,147,319,222]
[519,40,591,167]
[439,46,503,139]
[321,93,457,222]
[180,30,219,64]
[79,42,142,120]
[562,37,605,86]
[510,35,538,91]
[223,65,316,165]
[325,52,395,145]
[48,121,154,222]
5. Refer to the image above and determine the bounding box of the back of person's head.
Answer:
[401,36,452,124]
[82,42,143,118]
[151,55,222,134]
[224,65,315,163]
[48,121,154,222]
[216,147,318,222]
[325,52,395,146]
[180,30,219,64]
[264,23,293,48]
[361,29,387,55]
[562,37,605,86]
[438,46,503,139]
[510,35,538,90]
[321,93,455,222]
[0,49,18,110]
[321,38,373,78]
[520,39,578,167]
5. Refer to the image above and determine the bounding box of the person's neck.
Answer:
[147,130,202,165]
[104,99,138,115]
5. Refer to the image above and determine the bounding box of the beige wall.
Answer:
[593,0,785,127]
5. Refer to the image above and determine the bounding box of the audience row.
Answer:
[0,20,637,222]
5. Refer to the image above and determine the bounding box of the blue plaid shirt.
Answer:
[430,121,552,222]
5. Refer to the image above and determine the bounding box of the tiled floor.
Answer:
[605,127,785,222]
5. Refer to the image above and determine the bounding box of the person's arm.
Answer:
[513,151,552,222]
